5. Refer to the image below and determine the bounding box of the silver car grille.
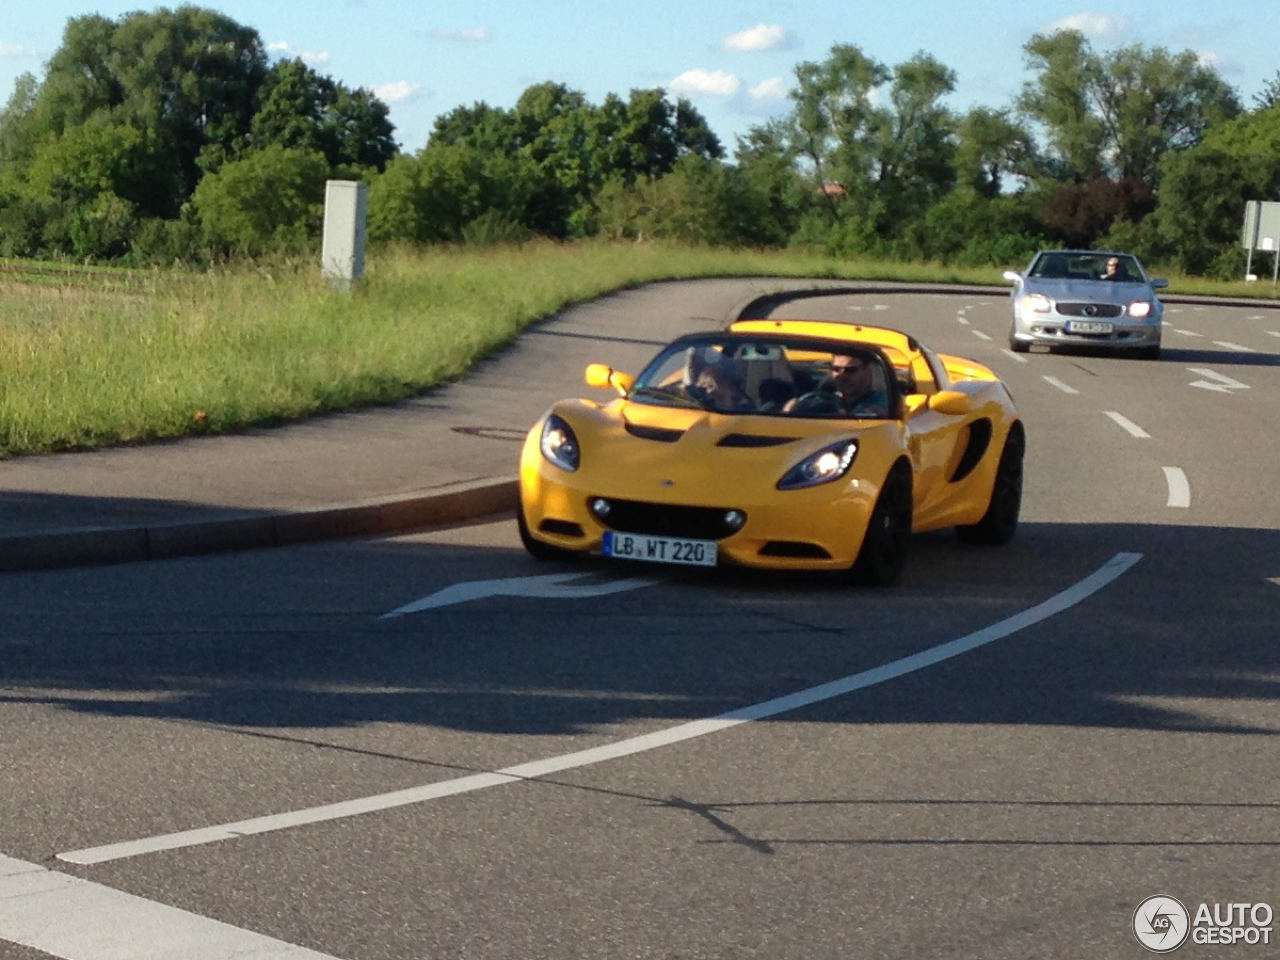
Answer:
[1056,302,1124,318]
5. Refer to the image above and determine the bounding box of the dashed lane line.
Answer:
[1105,411,1151,439]
[1042,376,1079,395]
[1163,467,1191,508]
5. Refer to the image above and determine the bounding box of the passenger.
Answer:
[695,362,754,411]
[786,354,888,418]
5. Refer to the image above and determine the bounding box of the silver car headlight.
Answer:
[1128,301,1154,318]
[540,414,580,472]
[778,439,858,490]
[1021,293,1051,313]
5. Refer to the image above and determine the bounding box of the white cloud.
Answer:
[723,24,796,53]
[1195,49,1239,74]
[747,77,788,102]
[430,26,490,43]
[266,42,330,66]
[669,69,742,97]
[0,42,33,57]
[1048,13,1130,41]
[372,81,423,104]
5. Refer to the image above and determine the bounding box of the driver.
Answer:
[786,353,888,418]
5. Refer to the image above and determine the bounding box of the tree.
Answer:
[954,107,1036,197]
[193,144,328,256]
[247,59,397,173]
[1018,29,1240,187]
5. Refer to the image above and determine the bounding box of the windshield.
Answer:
[630,336,895,420]
[1030,252,1145,282]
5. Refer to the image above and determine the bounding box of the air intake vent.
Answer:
[717,433,798,448]
[625,422,683,443]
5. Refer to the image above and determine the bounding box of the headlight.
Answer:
[778,439,858,490]
[540,414,580,472]
[1128,301,1153,318]
[1021,294,1051,313]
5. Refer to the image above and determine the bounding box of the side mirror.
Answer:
[585,363,633,396]
[1150,277,1169,289]
[928,390,974,416]
[903,394,930,419]
[1002,270,1022,283]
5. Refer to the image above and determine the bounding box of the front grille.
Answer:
[594,498,740,540]
[1056,302,1124,318]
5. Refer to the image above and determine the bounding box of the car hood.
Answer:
[1021,277,1154,302]
[550,398,892,500]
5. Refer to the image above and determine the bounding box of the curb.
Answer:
[0,477,518,574]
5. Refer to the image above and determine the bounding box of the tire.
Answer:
[850,463,913,586]
[957,425,1024,546]
[1009,336,1030,353]
[517,501,576,561]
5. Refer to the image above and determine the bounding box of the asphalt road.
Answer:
[2,286,1279,960]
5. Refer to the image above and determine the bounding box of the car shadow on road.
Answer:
[0,519,1276,742]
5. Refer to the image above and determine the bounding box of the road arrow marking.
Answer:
[1186,367,1249,391]
[380,573,657,618]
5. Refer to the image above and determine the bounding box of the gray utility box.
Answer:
[321,180,368,288]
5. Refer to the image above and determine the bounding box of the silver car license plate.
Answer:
[602,531,717,567]
[1066,320,1114,334]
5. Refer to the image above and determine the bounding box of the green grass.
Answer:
[1,241,1275,456]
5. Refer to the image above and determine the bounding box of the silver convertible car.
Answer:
[1004,250,1168,359]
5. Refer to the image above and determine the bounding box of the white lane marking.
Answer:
[59,553,1142,865]
[1214,341,1257,353]
[380,573,656,618]
[0,855,341,960]
[1042,376,1079,395]
[1186,367,1249,392]
[1172,329,1204,337]
[1267,331,1280,338]
[1163,467,1191,508]
[1001,349,1028,364]
[957,316,970,325]
[1105,411,1150,438]
[971,330,992,341]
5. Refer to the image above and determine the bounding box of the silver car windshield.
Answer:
[1030,252,1144,282]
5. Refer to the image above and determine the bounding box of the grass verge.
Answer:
[0,241,1275,456]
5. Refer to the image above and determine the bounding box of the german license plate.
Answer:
[1066,320,1113,334]
[602,531,717,567]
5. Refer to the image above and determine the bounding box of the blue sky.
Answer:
[1,1,1274,156]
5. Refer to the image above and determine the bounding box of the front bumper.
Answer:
[520,467,879,570]
[1011,313,1162,351]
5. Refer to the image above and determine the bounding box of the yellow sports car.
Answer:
[518,320,1024,584]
